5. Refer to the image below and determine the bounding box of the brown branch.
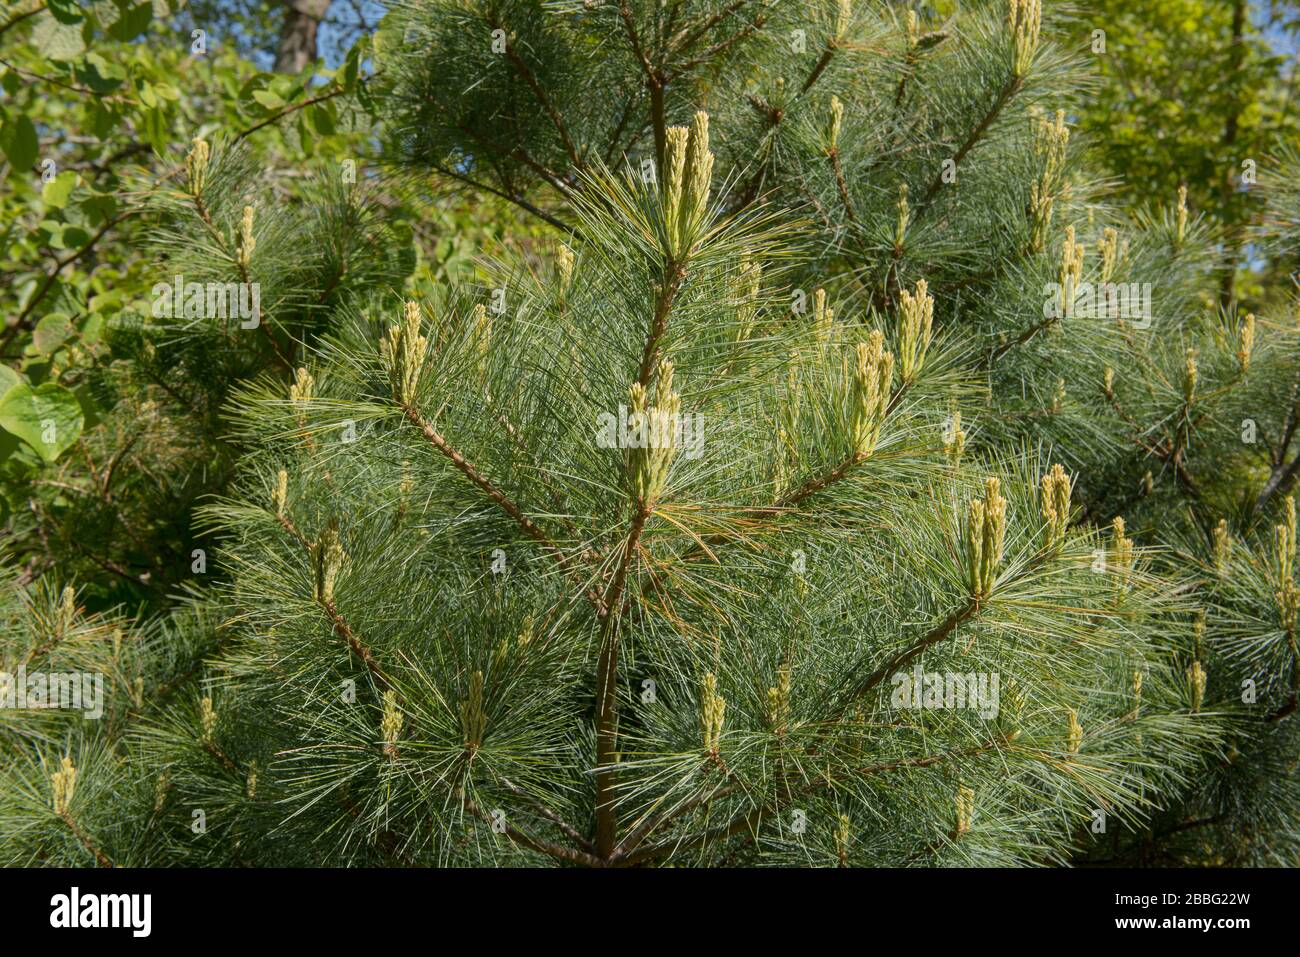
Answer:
[278,512,393,688]
[618,735,1007,865]
[917,73,1023,210]
[615,778,743,860]
[58,811,113,868]
[616,800,764,866]
[830,598,980,709]
[428,162,581,239]
[2,210,141,352]
[801,43,838,96]
[591,244,697,856]
[459,787,605,867]
[668,0,752,55]
[203,739,239,774]
[593,504,651,858]
[442,112,575,199]
[673,13,768,74]
[0,3,44,40]
[1257,378,1300,512]
[0,56,129,103]
[829,148,858,223]
[985,313,1060,366]
[322,598,390,691]
[730,41,839,213]
[399,403,601,610]
[779,450,866,508]
[1266,694,1297,723]
[233,85,346,144]
[635,259,686,387]
[499,776,597,856]
[618,2,664,169]
[869,73,1023,312]
[498,32,583,172]
[638,378,919,592]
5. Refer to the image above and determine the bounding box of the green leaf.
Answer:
[42,222,67,249]
[342,48,360,93]
[91,103,121,139]
[0,366,23,398]
[0,114,38,172]
[142,106,169,156]
[108,2,152,41]
[298,113,316,157]
[42,171,79,209]
[252,89,286,111]
[0,382,84,463]
[80,192,117,226]
[356,78,376,115]
[32,10,87,60]
[33,314,75,355]
[75,55,126,95]
[81,317,105,347]
[73,383,104,430]
[311,103,336,136]
[48,0,85,25]
[60,225,91,248]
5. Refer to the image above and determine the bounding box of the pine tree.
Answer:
[2,0,1296,867]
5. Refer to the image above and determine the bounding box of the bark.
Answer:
[1218,0,1248,311]
[274,0,332,74]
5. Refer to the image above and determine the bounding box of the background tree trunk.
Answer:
[1218,0,1248,311]
[274,0,332,73]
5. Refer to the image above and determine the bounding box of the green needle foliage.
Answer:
[1,0,1296,867]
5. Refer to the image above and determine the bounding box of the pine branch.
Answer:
[800,40,838,96]
[202,739,240,774]
[493,22,584,171]
[618,1,664,167]
[322,598,391,691]
[189,194,294,372]
[458,787,604,867]
[428,161,581,238]
[828,597,980,710]
[399,403,602,610]
[667,0,755,56]
[58,811,113,868]
[779,449,868,508]
[985,313,1059,365]
[829,147,858,223]
[635,259,687,387]
[732,38,842,211]
[1257,377,1300,512]
[917,73,1023,211]
[499,776,597,856]
[616,734,1009,865]
[672,12,768,74]
[593,503,650,858]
